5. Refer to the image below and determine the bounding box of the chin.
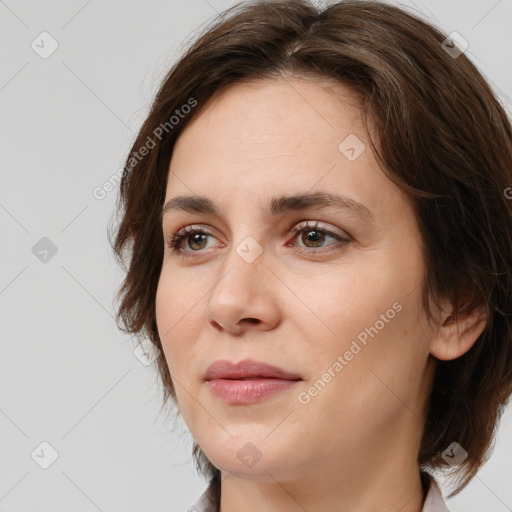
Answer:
[201,434,297,477]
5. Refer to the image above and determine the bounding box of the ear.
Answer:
[430,301,488,361]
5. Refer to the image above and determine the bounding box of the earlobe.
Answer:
[430,304,488,361]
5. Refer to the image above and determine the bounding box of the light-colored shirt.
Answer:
[186,472,452,512]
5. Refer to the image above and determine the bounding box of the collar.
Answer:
[421,472,452,512]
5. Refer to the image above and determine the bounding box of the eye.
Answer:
[288,221,350,252]
[165,221,350,258]
[166,225,216,254]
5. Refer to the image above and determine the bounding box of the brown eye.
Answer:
[167,226,214,253]
[186,233,209,251]
[300,229,327,248]
[290,221,349,251]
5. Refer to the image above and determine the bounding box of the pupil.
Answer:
[303,230,324,247]
[190,234,207,250]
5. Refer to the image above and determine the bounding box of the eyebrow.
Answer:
[160,192,376,222]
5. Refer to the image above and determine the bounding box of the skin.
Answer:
[155,75,487,512]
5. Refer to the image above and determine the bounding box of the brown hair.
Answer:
[109,0,512,505]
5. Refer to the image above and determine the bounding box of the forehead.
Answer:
[175,76,364,154]
[165,77,401,220]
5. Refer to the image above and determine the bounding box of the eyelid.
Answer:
[290,220,348,240]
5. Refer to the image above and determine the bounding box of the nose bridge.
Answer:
[204,227,279,333]
[216,230,267,298]
[222,198,268,271]
[206,188,276,285]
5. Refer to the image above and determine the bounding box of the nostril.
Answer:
[211,320,223,330]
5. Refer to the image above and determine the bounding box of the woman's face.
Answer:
[156,77,438,483]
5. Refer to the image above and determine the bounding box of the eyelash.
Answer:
[166,221,351,258]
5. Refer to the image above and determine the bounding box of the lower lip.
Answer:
[206,378,300,404]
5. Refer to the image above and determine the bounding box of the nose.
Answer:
[203,242,281,336]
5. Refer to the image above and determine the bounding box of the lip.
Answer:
[204,359,302,405]
[204,358,302,381]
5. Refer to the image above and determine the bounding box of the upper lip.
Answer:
[204,359,302,381]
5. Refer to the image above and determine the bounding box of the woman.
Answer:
[109,1,512,511]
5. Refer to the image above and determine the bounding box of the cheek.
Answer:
[292,263,394,341]
[155,275,175,348]
[293,256,426,382]
[155,271,198,374]
[155,275,207,417]
[155,265,205,334]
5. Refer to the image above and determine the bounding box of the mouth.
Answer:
[223,376,284,380]
[204,358,302,381]
[204,359,302,405]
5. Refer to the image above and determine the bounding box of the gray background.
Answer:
[1,1,511,511]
